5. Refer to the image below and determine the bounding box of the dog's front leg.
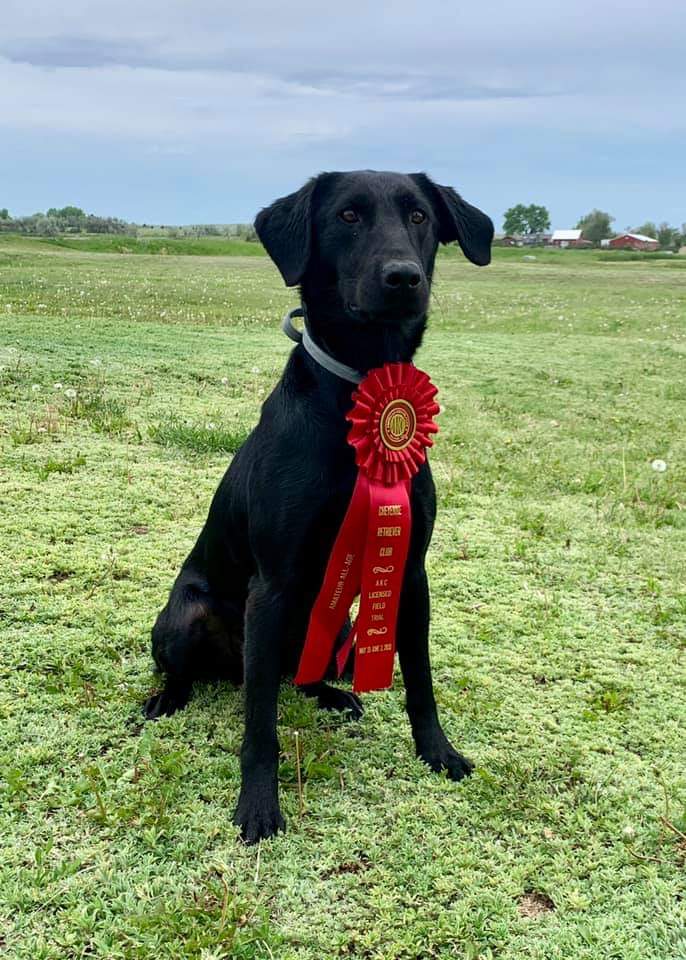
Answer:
[397,568,473,781]
[232,579,286,844]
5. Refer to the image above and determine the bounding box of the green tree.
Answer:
[0,208,9,220]
[503,203,550,236]
[633,221,657,238]
[47,205,85,219]
[575,209,614,244]
[657,222,679,249]
[525,204,551,234]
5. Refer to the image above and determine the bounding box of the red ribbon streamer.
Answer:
[295,363,439,694]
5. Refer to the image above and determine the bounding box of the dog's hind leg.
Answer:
[294,616,362,716]
[143,568,244,720]
[298,682,363,719]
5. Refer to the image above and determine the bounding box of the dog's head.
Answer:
[255,170,493,360]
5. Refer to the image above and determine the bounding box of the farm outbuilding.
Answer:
[550,229,591,248]
[608,233,660,251]
[493,233,520,246]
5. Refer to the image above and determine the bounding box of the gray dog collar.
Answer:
[282,307,363,385]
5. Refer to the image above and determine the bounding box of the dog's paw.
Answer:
[142,690,184,720]
[418,735,474,782]
[233,796,285,845]
[316,685,364,720]
[142,679,191,720]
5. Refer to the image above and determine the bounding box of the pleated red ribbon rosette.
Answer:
[295,363,440,694]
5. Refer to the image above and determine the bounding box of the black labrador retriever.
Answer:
[144,170,493,843]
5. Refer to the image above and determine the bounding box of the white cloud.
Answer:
[1,50,683,155]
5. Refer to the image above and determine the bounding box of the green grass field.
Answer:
[1,238,685,959]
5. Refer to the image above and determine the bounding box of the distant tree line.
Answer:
[0,205,134,236]
[502,203,685,250]
[138,223,258,241]
[628,220,685,249]
[0,206,261,241]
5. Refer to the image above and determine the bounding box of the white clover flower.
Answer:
[221,377,229,385]
[651,459,667,473]
[206,421,217,430]
[65,388,77,399]
[251,366,260,374]
[31,384,41,392]
[54,382,63,390]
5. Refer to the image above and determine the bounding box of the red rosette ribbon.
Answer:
[295,363,440,693]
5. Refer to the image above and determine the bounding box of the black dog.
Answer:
[145,171,493,843]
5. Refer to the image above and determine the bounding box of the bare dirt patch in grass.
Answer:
[517,891,556,918]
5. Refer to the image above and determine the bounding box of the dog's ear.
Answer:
[254,178,317,286]
[412,174,493,266]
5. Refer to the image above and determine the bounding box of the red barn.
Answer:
[550,229,592,248]
[609,233,659,251]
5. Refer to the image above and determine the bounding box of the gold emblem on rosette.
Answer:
[379,398,417,452]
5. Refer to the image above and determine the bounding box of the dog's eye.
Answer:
[410,210,426,224]
[339,209,359,224]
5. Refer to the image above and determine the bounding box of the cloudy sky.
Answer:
[2,0,684,230]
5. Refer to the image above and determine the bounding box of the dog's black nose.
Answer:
[382,261,423,290]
